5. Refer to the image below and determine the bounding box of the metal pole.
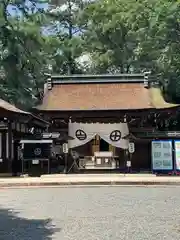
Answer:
[21,157,24,175]
[48,159,50,174]
[64,153,68,174]
[129,153,132,173]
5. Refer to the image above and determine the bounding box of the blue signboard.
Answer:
[151,140,173,171]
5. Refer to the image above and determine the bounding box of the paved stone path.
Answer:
[0,186,180,239]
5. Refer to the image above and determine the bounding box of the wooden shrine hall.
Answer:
[34,73,180,172]
[0,99,49,174]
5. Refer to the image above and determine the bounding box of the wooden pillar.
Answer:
[92,135,100,155]
[0,132,2,172]
[7,122,12,173]
[0,132,2,160]
[1,131,6,172]
[109,144,116,155]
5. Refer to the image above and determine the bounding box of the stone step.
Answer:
[85,162,95,166]
[84,166,117,169]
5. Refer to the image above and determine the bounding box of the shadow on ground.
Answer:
[0,208,59,240]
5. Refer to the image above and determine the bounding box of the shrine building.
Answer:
[0,99,48,175]
[34,73,180,172]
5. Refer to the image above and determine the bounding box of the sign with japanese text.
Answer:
[151,140,173,171]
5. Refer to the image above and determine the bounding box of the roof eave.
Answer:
[34,108,154,112]
[33,105,180,113]
[30,114,50,126]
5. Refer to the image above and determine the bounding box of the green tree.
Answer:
[46,0,86,74]
[0,0,50,109]
[128,0,180,100]
[0,0,88,109]
[80,0,141,73]
[2,0,180,107]
[81,0,180,101]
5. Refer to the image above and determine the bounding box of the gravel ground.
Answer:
[0,186,180,240]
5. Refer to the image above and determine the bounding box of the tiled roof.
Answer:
[37,82,153,111]
[35,73,179,111]
[0,99,49,126]
[0,99,30,114]
[149,87,179,109]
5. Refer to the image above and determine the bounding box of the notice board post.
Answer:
[151,140,173,174]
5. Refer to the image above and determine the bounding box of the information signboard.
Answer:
[151,140,173,171]
[175,141,180,170]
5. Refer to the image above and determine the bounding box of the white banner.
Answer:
[151,140,173,171]
[68,122,129,149]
